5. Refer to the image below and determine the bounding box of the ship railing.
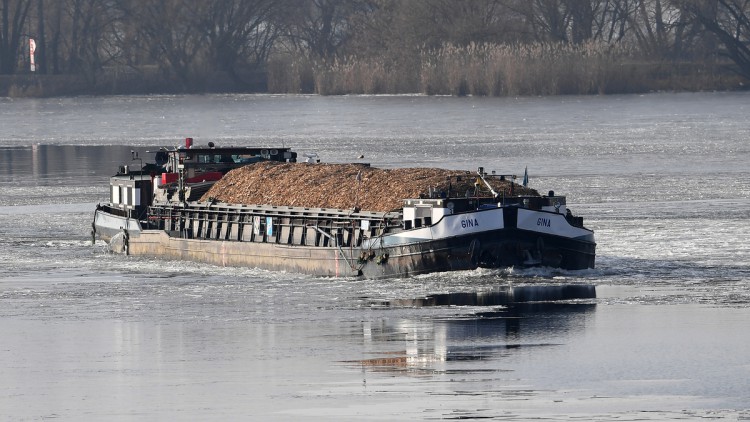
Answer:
[98,203,128,218]
[146,202,402,248]
[310,225,362,272]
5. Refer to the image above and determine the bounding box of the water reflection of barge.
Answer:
[93,139,596,278]
[355,285,596,372]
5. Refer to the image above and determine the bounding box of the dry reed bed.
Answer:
[201,161,537,212]
[268,41,734,96]
[269,41,638,95]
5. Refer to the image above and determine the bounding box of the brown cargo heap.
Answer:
[201,161,538,212]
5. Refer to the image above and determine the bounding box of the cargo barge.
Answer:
[93,138,595,278]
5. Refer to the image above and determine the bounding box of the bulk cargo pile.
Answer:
[201,161,538,212]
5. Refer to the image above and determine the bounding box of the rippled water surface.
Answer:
[1,92,749,420]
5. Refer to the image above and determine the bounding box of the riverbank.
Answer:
[2,61,747,98]
[269,46,748,96]
[0,70,264,98]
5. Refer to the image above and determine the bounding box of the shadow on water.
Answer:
[377,284,595,307]
[347,284,596,375]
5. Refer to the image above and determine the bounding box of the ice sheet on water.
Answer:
[3,93,750,419]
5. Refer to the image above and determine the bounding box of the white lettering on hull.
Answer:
[432,209,503,239]
[461,218,480,229]
[518,209,591,240]
[366,208,505,248]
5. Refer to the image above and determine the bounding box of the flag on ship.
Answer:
[522,166,528,187]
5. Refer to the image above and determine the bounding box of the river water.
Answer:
[1,93,749,420]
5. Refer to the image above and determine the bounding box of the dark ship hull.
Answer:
[96,201,594,279]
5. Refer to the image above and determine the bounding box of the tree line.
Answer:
[1,0,749,96]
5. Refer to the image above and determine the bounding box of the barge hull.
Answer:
[129,231,362,277]
[93,208,141,242]
[360,228,595,278]
[121,227,594,279]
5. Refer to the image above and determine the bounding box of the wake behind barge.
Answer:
[93,140,595,278]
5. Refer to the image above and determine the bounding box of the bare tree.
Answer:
[521,0,573,42]
[626,0,680,55]
[590,0,639,43]
[676,0,750,78]
[33,0,45,73]
[125,0,211,88]
[0,0,32,74]
[283,0,371,62]
[202,0,280,87]
[63,0,123,82]
[509,0,606,44]
[124,0,282,90]
[44,0,63,73]
[425,0,522,45]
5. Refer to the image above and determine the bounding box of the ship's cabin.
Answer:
[499,191,568,214]
[401,191,572,230]
[161,145,297,180]
[108,140,299,216]
[107,166,154,219]
[402,198,450,230]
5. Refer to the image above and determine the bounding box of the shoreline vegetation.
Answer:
[4,42,745,98]
[269,43,746,97]
[2,1,749,98]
